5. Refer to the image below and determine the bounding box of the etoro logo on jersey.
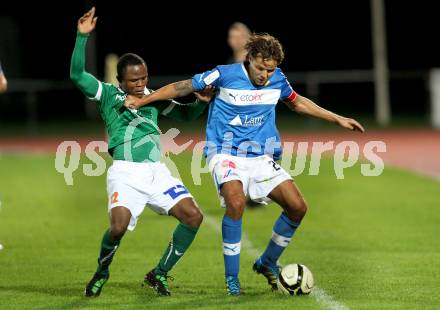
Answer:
[220,88,281,106]
[228,92,263,103]
[241,93,263,102]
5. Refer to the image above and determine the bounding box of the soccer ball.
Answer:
[277,264,314,295]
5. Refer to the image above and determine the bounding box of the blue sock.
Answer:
[261,212,300,267]
[222,215,242,278]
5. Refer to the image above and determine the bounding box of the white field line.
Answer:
[203,214,349,310]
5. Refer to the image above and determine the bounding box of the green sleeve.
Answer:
[158,99,207,121]
[70,32,101,100]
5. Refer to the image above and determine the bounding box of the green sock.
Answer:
[155,223,199,275]
[96,229,120,277]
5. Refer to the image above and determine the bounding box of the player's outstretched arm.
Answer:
[124,79,195,109]
[286,95,365,132]
[160,86,214,121]
[194,85,215,103]
[70,7,101,99]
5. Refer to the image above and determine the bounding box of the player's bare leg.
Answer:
[144,198,203,296]
[254,180,308,290]
[85,206,131,297]
[169,197,203,227]
[268,180,308,223]
[222,180,246,220]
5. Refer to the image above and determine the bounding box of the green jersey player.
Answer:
[70,7,210,297]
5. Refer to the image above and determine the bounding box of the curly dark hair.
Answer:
[245,33,285,64]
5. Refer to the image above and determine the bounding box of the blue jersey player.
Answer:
[125,33,364,295]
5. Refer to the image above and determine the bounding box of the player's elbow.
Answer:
[70,72,79,86]
[292,101,309,115]
[285,98,303,114]
[288,95,308,114]
[70,67,80,83]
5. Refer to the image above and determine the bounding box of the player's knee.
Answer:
[188,208,204,227]
[182,207,203,227]
[286,199,307,222]
[291,199,307,221]
[226,197,246,220]
[193,210,203,227]
[297,200,308,217]
[110,223,128,239]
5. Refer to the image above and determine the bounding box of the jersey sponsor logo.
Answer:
[229,115,243,126]
[219,87,281,106]
[240,93,263,102]
[163,184,189,199]
[203,70,220,85]
[229,115,264,127]
[243,115,264,126]
[221,160,236,169]
[227,91,263,102]
[115,93,127,102]
[221,168,239,180]
[215,168,238,184]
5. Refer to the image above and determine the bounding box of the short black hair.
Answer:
[116,53,147,82]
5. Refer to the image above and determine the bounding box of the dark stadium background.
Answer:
[0,0,438,122]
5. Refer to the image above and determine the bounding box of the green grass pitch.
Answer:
[0,153,439,309]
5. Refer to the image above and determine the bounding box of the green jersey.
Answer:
[70,32,207,162]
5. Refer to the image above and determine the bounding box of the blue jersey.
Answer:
[192,63,297,160]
